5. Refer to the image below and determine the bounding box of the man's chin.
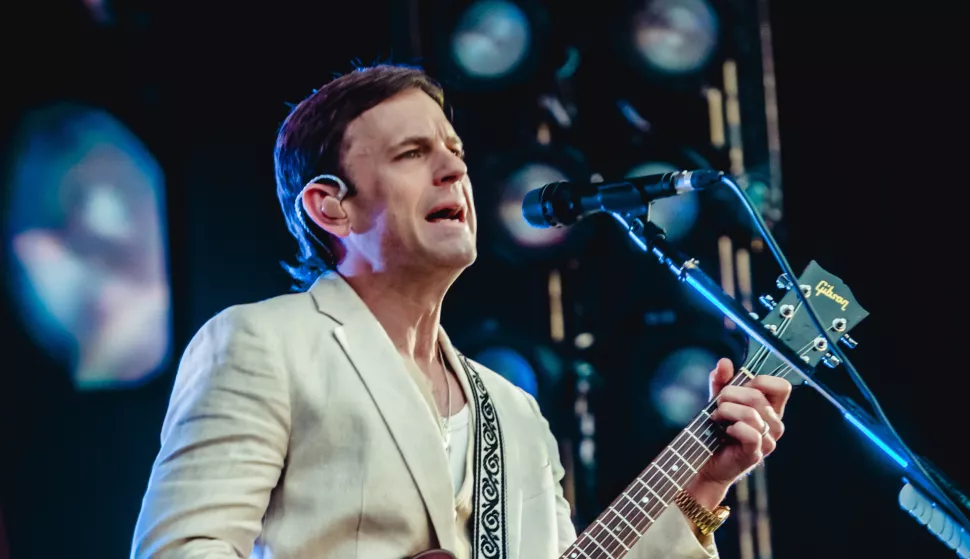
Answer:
[438,249,477,270]
[424,243,477,271]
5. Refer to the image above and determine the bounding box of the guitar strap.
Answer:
[458,353,510,559]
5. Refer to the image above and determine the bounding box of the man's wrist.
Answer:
[685,475,730,510]
[676,476,732,540]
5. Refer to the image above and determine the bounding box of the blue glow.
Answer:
[500,164,570,248]
[474,347,539,398]
[3,103,172,391]
[844,412,909,469]
[451,0,532,79]
[633,0,719,75]
[649,347,717,427]
[685,274,740,325]
[627,162,698,241]
[555,47,580,80]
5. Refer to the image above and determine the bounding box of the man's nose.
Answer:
[434,149,467,187]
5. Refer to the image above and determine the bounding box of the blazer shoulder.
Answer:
[200,290,324,335]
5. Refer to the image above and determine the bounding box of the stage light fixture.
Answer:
[498,162,570,248]
[648,346,719,427]
[631,0,720,77]
[451,0,532,80]
[474,142,592,263]
[451,318,568,418]
[625,160,700,242]
[3,103,172,391]
[437,0,549,91]
[81,0,113,24]
[474,346,541,399]
[626,322,746,430]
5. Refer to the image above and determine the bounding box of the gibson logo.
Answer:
[815,281,849,311]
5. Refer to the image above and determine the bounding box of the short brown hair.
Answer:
[274,64,445,290]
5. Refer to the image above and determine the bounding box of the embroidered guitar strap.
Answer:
[459,354,510,559]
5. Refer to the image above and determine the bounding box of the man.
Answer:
[131,64,792,559]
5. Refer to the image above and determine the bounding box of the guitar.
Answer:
[414,260,868,559]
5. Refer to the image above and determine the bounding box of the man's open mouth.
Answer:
[425,205,466,223]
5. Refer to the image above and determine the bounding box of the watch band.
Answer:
[674,490,731,536]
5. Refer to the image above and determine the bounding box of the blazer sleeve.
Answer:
[519,389,718,559]
[130,306,291,558]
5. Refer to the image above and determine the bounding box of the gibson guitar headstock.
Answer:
[744,260,869,385]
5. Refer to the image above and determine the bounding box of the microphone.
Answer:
[521,169,723,228]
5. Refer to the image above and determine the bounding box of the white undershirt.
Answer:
[447,404,470,496]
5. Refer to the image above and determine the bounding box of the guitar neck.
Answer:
[555,261,868,558]
[561,371,753,559]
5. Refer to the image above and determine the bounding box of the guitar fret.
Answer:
[603,501,647,539]
[684,429,713,454]
[649,462,683,490]
[585,528,616,558]
[595,519,631,551]
[635,476,668,507]
[621,491,655,522]
[667,442,704,479]
[610,507,643,537]
[688,415,720,453]
[563,545,591,558]
[682,435,713,468]
[666,446,697,474]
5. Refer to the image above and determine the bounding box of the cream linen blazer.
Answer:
[131,272,718,559]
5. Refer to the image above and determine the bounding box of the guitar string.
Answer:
[572,302,836,558]
[567,317,804,558]
[571,303,824,558]
[567,315,805,559]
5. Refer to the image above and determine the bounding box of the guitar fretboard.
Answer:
[560,371,754,559]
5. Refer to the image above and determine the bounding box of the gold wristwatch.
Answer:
[674,490,731,536]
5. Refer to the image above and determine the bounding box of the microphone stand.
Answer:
[610,213,970,556]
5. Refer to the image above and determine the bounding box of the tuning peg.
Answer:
[776,274,794,290]
[759,294,776,311]
[822,354,842,368]
[839,334,858,349]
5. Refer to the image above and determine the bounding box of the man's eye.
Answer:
[399,149,422,159]
[452,148,465,160]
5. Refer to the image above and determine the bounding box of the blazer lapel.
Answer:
[439,329,476,501]
[310,273,458,552]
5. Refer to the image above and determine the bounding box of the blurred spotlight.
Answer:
[500,163,570,249]
[627,322,745,430]
[81,0,113,24]
[631,0,720,77]
[452,0,531,79]
[440,0,547,90]
[625,161,699,242]
[453,318,567,415]
[477,143,590,262]
[474,346,540,398]
[648,346,718,427]
[3,103,171,391]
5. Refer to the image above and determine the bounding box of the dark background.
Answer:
[2,1,967,558]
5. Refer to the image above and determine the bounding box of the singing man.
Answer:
[131,63,792,559]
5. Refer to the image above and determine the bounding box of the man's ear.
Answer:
[301,182,351,238]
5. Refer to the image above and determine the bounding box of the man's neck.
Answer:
[338,266,455,366]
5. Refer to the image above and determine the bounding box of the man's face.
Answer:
[340,88,477,274]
